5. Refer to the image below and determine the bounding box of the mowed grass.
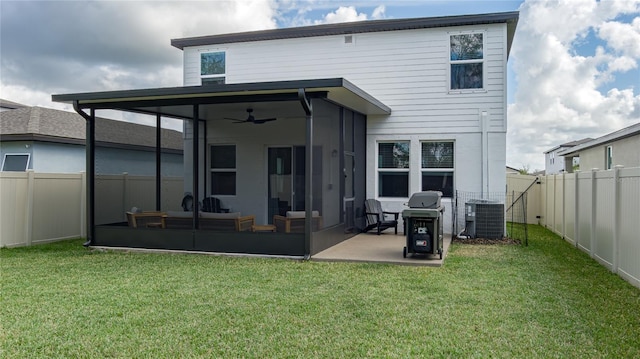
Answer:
[1,226,639,358]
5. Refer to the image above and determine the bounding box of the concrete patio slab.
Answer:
[312,232,452,267]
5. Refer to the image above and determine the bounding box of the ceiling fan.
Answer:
[225,108,276,124]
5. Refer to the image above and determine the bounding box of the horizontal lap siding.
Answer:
[183,24,508,135]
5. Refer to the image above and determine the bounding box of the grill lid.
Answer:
[408,191,442,208]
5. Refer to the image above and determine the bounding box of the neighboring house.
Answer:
[543,138,592,174]
[0,98,27,112]
[506,166,520,174]
[53,12,519,257]
[559,123,640,172]
[0,103,183,175]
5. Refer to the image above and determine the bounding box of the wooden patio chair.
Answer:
[126,211,165,228]
[363,199,398,235]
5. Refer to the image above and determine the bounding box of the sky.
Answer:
[1,0,639,172]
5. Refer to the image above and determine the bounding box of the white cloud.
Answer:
[372,5,386,19]
[598,17,640,58]
[507,0,640,172]
[315,6,368,24]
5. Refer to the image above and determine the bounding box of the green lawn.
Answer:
[2,225,639,358]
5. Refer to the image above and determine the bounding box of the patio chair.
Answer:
[126,211,165,228]
[363,199,399,235]
[273,211,322,233]
[202,197,229,213]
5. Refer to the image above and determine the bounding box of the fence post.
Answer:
[574,170,580,248]
[561,172,566,239]
[25,170,35,246]
[590,168,598,258]
[612,165,623,274]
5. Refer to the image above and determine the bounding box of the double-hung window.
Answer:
[210,145,235,195]
[449,32,484,90]
[421,142,454,197]
[378,142,409,198]
[201,51,225,85]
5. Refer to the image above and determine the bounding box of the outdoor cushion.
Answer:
[200,212,241,219]
[166,211,193,218]
[286,210,320,218]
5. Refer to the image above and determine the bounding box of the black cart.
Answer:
[402,191,444,259]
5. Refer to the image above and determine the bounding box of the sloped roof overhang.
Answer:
[52,78,391,119]
[171,12,519,57]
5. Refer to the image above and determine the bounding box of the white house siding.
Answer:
[182,23,510,231]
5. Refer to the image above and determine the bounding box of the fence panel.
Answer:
[545,176,556,231]
[563,173,576,244]
[554,175,564,235]
[95,175,126,225]
[576,171,593,252]
[31,173,84,244]
[535,167,639,289]
[0,172,29,247]
[506,174,540,224]
[593,171,614,269]
[1,172,184,247]
[617,168,640,287]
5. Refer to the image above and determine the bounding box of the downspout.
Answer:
[481,110,489,197]
[73,101,95,247]
[298,88,312,259]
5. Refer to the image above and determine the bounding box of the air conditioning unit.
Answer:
[465,199,504,239]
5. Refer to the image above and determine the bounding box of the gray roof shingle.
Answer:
[0,106,183,151]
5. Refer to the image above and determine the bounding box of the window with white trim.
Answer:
[201,51,225,85]
[449,32,484,90]
[377,142,409,198]
[2,153,30,171]
[210,145,235,195]
[421,142,454,197]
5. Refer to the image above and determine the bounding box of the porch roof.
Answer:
[52,78,391,119]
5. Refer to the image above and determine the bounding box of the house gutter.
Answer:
[73,101,95,247]
[299,88,312,259]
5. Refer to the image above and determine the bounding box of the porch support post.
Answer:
[156,113,162,211]
[73,101,95,246]
[299,89,313,258]
[192,105,200,230]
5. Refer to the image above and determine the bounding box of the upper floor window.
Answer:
[377,142,409,198]
[450,33,484,90]
[201,52,225,85]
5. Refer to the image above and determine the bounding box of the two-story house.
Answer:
[53,12,519,257]
[543,138,592,174]
[558,123,640,172]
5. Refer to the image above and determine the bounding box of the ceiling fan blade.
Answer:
[254,117,277,124]
[224,117,247,123]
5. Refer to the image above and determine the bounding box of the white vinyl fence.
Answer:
[0,171,184,248]
[537,166,640,289]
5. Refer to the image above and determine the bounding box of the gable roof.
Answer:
[0,106,183,151]
[558,123,640,156]
[171,11,519,56]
